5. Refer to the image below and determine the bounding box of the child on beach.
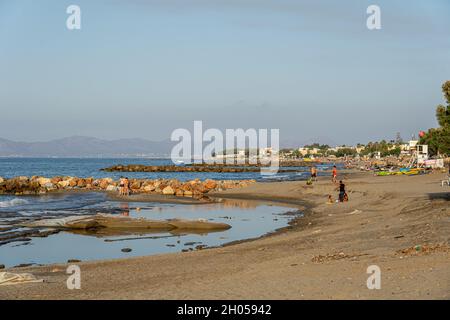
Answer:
[327,194,334,204]
[332,165,337,183]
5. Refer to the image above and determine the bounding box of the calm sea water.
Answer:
[0,192,300,267]
[0,157,337,181]
[0,158,333,266]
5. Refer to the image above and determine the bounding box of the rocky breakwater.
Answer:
[0,176,255,197]
[190,160,327,167]
[101,164,296,173]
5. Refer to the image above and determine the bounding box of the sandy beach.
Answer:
[1,171,449,299]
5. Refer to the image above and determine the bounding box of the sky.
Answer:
[0,0,449,146]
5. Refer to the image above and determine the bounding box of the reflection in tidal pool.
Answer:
[0,193,301,267]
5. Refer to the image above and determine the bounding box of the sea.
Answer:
[0,157,336,181]
[0,158,336,267]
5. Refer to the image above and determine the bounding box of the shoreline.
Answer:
[1,171,449,299]
[106,193,310,252]
[0,191,307,268]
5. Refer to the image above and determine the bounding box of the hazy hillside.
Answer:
[0,135,329,157]
[0,136,173,157]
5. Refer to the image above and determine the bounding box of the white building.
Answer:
[298,147,319,156]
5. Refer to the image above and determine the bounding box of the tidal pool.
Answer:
[0,193,301,267]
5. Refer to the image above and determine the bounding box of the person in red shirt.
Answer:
[332,165,337,183]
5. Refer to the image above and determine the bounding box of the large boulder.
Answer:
[189,179,200,186]
[77,179,86,188]
[51,177,62,184]
[3,177,36,194]
[29,180,41,192]
[92,179,100,187]
[99,178,112,189]
[58,180,70,188]
[158,183,167,192]
[130,180,141,190]
[69,178,78,187]
[5,178,27,192]
[43,182,55,190]
[37,177,51,187]
[222,181,235,189]
[181,183,193,192]
[203,179,217,190]
[162,186,175,195]
[143,184,155,192]
[106,185,117,192]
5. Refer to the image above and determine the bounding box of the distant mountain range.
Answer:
[0,136,174,158]
[0,135,337,157]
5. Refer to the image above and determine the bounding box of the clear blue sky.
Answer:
[1,0,449,145]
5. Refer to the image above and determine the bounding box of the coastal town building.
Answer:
[298,147,319,156]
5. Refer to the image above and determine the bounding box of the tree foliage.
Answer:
[419,81,450,156]
[329,148,357,157]
[359,140,400,157]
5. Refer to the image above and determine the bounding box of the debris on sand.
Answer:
[396,243,450,257]
[311,252,368,264]
[67,259,81,263]
[0,272,44,286]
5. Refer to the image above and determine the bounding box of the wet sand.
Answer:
[1,171,449,299]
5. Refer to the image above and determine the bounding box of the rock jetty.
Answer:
[101,164,297,173]
[0,176,255,197]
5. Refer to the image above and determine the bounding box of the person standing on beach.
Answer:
[332,165,337,183]
[338,180,346,202]
[310,166,317,181]
[118,177,125,195]
[123,177,130,196]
